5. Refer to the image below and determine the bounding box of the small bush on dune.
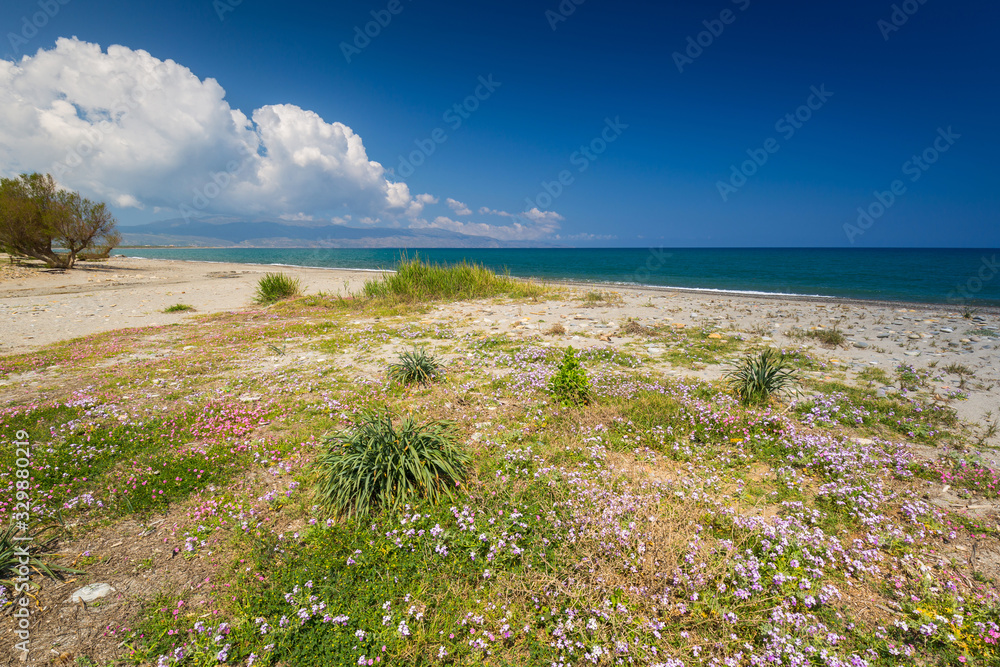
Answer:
[725,348,798,406]
[388,346,442,386]
[163,303,194,313]
[254,273,302,304]
[314,411,469,519]
[362,256,546,303]
[549,346,592,406]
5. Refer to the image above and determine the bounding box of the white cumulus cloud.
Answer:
[413,210,561,241]
[446,198,473,216]
[0,38,416,220]
[0,38,565,242]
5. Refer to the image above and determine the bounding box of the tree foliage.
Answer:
[0,172,121,269]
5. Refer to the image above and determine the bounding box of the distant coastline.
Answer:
[111,247,1000,308]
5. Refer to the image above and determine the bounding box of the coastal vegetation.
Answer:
[725,348,799,405]
[314,411,468,519]
[0,172,121,269]
[254,272,303,304]
[548,346,592,406]
[388,346,443,386]
[361,256,547,303]
[0,259,997,666]
[804,326,847,347]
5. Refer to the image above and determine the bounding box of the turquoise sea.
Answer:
[111,248,1000,307]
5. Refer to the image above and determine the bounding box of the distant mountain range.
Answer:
[119,217,549,248]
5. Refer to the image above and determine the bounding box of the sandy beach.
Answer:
[3,254,1000,665]
[2,254,998,450]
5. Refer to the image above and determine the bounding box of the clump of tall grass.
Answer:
[579,290,623,307]
[163,303,194,313]
[362,257,546,303]
[313,411,469,519]
[254,273,302,304]
[806,327,846,347]
[1,521,81,586]
[388,347,442,386]
[725,348,798,406]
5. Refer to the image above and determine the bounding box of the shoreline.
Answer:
[542,278,1000,315]
[2,256,998,347]
[108,253,1000,313]
[2,254,998,454]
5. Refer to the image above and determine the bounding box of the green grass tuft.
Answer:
[361,256,547,303]
[805,327,846,347]
[1,520,81,586]
[162,303,194,313]
[254,273,302,304]
[725,348,799,406]
[388,346,442,386]
[313,411,469,519]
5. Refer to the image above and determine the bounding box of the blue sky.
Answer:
[1,0,997,246]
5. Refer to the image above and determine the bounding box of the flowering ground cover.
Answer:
[1,292,998,666]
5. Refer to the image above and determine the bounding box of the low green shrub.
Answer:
[162,303,194,313]
[388,347,441,386]
[314,411,469,518]
[254,273,302,304]
[895,363,923,391]
[725,348,798,406]
[549,347,591,406]
[806,327,846,347]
